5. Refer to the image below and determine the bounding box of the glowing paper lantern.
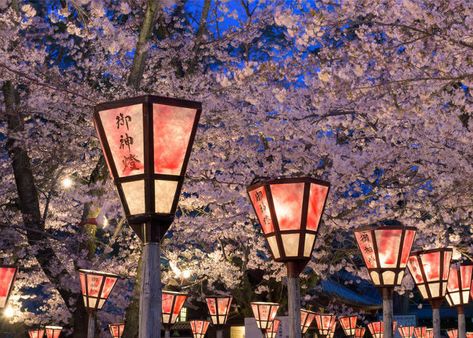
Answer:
[251,302,280,334]
[45,326,62,338]
[94,95,202,242]
[265,319,281,338]
[398,326,415,338]
[425,329,433,338]
[368,322,384,338]
[315,313,337,336]
[407,248,452,302]
[190,320,210,338]
[0,266,17,308]
[301,309,316,334]
[339,316,358,336]
[414,327,427,338]
[354,225,416,287]
[447,329,458,338]
[466,333,473,338]
[162,291,188,326]
[446,264,473,307]
[355,327,367,338]
[28,328,45,338]
[205,295,232,325]
[109,323,125,338]
[79,269,119,311]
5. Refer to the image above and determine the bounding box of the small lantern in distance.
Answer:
[45,326,62,338]
[28,328,45,338]
[447,329,458,338]
[190,320,210,338]
[0,266,17,308]
[339,316,358,337]
[414,327,427,338]
[368,322,384,338]
[355,327,366,338]
[251,302,280,335]
[446,264,472,338]
[206,295,232,325]
[466,333,473,338]
[315,313,337,337]
[398,326,415,338]
[425,329,434,338]
[266,319,281,338]
[162,291,188,338]
[79,269,119,311]
[301,309,316,334]
[109,323,125,338]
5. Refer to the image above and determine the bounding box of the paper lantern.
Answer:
[162,291,188,326]
[446,264,473,307]
[205,295,232,325]
[425,329,433,338]
[109,323,125,338]
[251,302,280,333]
[354,225,416,287]
[339,316,358,336]
[45,326,62,338]
[0,266,17,308]
[28,328,45,338]
[368,322,384,338]
[414,327,427,338]
[190,320,210,338]
[398,326,415,338]
[94,95,202,242]
[315,313,337,336]
[265,319,281,338]
[301,309,316,334]
[447,329,458,338]
[79,269,119,311]
[466,333,473,338]
[355,327,366,338]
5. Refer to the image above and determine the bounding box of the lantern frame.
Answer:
[368,321,384,338]
[315,313,337,337]
[398,326,415,338]
[339,316,358,337]
[205,295,232,326]
[301,309,316,334]
[407,248,453,303]
[355,327,366,338]
[94,95,202,242]
[446,264,473,307]
[447,329,458,338]
[354,224,416,288]
[28,328,45,338]
[190,320,210,338]
[45,326,62,338]
[109,323,125,338]
[247,177,330,266]
[251,302,280,333]
[162,290,188,327]
[0,265,17,309]
[425,329,433,338]
[414,327,427,338]
[265,319,281,338]
[79,269,119,312]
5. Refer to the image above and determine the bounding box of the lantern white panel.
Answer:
[382,271,395,284]
[281,234,300,257]
[450,293,461,305]
[267,235,280,259]
[304,233,316,257]
[154,180,178,213]
[429,282,440,298]
[211,315,217,324]
[163,314,170,323]
[418,285,428,298]
[462,290,469,303]
[370,271,380,285]
[397,270,404,284]
[98,299,105,309]
[121,181,145,215]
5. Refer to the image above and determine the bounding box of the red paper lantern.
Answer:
[368,322,384,338]
[407,249,453,302]
[355,327,366,338]
[162,291,188,326]
[265,319,281,338]
[315,313,337,336]
[330,319,337,337]
[414,327,427,338]
[247,178,330,266]
[425,329,433,338]
[109,323,125,338]
[94,95,202,242]
[446,264,473,307]
[205,295,232,325]
[190,320,210,338]
[354,225,416,287]
[79,269,119,311]
[0,266,17,308]
[398,326,415,338]
[339,316,358,336]
[466,333,473,338]
[28,328,45,338]
[301,309,316,334]
[251,302,280,333]
[447,329,458,338]
[45,326,62,338]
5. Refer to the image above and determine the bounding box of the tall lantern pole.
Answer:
[247,177,330,338]
[445,264,472,338]
[94,95,202,338]
[354,222,417,338]
[407,248,452,338]
[205,295,232,338]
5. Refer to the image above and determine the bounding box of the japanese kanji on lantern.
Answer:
[0,266,17,309]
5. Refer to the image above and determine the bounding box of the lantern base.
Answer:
[286,261,307,277]
[128,215,173,242]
